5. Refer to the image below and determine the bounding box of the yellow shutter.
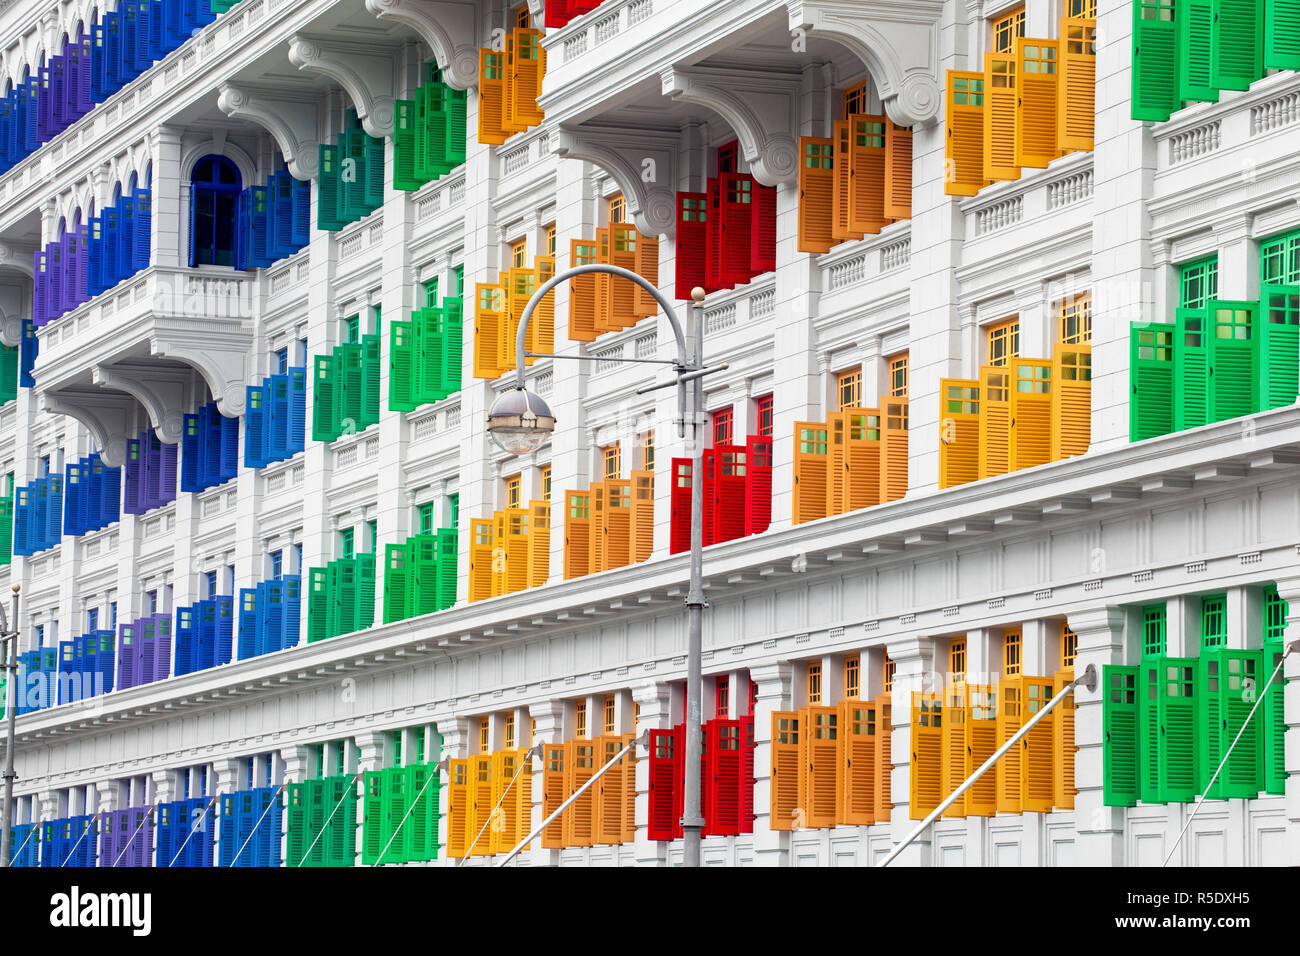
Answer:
[533,255,556,355]
[883,121,912,220]
[842,408,882,513]
[940,683,967,819]
[848,114,889,235]
[632,234,660,318]
[528,499,550,588]
[1053,668,1076,810]
[797,137,836,254]
[593,228,615,334]
[593,735,624,845]
[963,684,998,817]
[541,742,567,849]
[447,758,469,857]
[630,469,654,563]
[1057,17,1096,152]
[620,732,636,844]
[1020,675,1057,812]
[562,490,590,580]
[603,478,632,570]
[770,711,801,831]
[1014,38,1060,169]
[832,121,862,242]
[587,480,607,574]
[566,740,597,847]
[874,694,893,820]
[983,53,1021,182]
[508,28,545,129]
[944,70,990,197]
[476,49,508,145]
[469,753,494,856]
[1050,343,1091,461]
[515,746,534,853]
[837,699,876,826]
[468,518,495,603]
[825,412,847,517]
[995,677,1022,814]
[793,422,829,524]
[802,705,839,829]
[567,240,600,342]
[502,508,531,595]
[605,224,640,329]
[491,512,507,597]
[473,282,505,379]
[879,398,908,503]
[489,749,516,854]
[909,691,943,820]
[505,267,534,368]
[938,378,981,489]
[978,365,1011,479]
[1008,358,1053,472]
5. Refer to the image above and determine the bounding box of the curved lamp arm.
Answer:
[512,263,692,389]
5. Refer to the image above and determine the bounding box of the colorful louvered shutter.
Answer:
[1264,0,1300,67]
[383,542,411,623]
[983,53,1020,181]
[1258,282,1299,409]
[1198,648,1263,799]
[848,115,888,233]
[1018,676,1056,812]
[1050,344,1091,460]
[796,138,835,253]
[1016,38,1060,169]
[879,398,908,502]
[477,49,508,144]
[831,121,859,243]
[562,490,590,579]
[939,684,967,819]
[883,121,912,219]
[1211,0,1264,90]
[473,282,504,379]
[979,365,1011,476]
[995,677,1022,813]
[669,458,691,555]
[540,743,568,848]
[837,699,876,826]
[801,705,839,829]
[528,499,550,586]
[909,692,943,820]
[468,518,495,601]
[939,380,980,489]
[1207,300,1258,420]
[1008,359,1052,471]
[1131,0,1180,121]
[628,472,653,563]
[1130,322,1175,440]
[1053,669,1077,810]
[792,422,828,524]
[962,685,998,816]
[1178,0,1219,103]
[769,712,800,832]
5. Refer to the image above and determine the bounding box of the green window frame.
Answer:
[339,527,355,560]
[1141,603,1167,658]
[418,502,434,536]
[1200,593,1226,650]
[1179,256,1218,310]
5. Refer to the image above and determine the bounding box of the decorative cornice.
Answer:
[362,0,479,91]
[217,84,322,180]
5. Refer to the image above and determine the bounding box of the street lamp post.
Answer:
[0,585,21,868]
[487,264,722,867]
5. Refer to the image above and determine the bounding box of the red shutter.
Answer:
[718,173,755,285]
[669,458,692,555]
[712,444,748,544]
[751,182,776,274]
[702,449,717,547]
[674,192,708,300]
[706,178,732,292]
[739,714,756,834]
[745,435,773,536]
[703,718,743,837]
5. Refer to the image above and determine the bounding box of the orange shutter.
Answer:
[843,409,882,513]
[944,70,990,197]
[883,121,912,220]
[792,421,829,524]
[492,512,507,596]
[1050,343,1091,461]
[940,684,967,819]
[825,412,847,518]
[468,518,495,602]
[770,711,801,831]
[593,735,624,845]
[446,758,470,857]
[1008,358,1053,472]
[1053,668,1076,810]
[796,137,836,254]
[1020,675,1056,813]
[874,695,893,819]
[566,740,596,847]
[620,732,636,844]
[587,481,607,574]
[489,749,518,854]
[505,266,535,367]
[603,478,632,570]
[503,508,531,595]
[568,240,600,342]
[837,699,876,826]
[562,490,590,579]
[963,684,998,817]
[1014,38,1060,168]
[501,32,522,134]
[515,746,534,853]
[593,229,615,333]
[509,29,545,129]
[938,378,981,489]
[801,705,839,829]
[473,282,505,379]
[848,114,888,235]
[605,224,640,329]
[978,365,1011,479]
[477,49,509,145]
[909,692,943,820]
[469,753,494,855]
[528,499,550,588]
[632,234,660,318]
[533,255,556,355]
[629,469,654,563]
[1057,17,1096,152]
[995,676,1022,814]
[879,398,908,503]
[541,742,567,849]
[832,121,862,243]
[983,53,1020,182]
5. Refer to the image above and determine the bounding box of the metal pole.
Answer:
[682,288,706,867]
[458,747,537,866]
[496,734,640,867]
[1,585,19,868]
[878,663,1097,867]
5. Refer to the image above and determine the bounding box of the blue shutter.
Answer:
[20,319,36,387]
[216,594,233,665]
[234,187,249,271]
[124,437,142,514]
[133,188,151,272]
[220,409,239,480]
[289,366,307,454]
[245,384,266,468]
[237,588,258,660]
[250,185,271,268]
[292,174,311,248]
[63,463,82,537]
[174,606,194,676]
[119,196,135,282]
[180,412,200,492]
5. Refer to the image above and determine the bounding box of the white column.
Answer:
[1272,576,1300,867]
[525,700,563,867]
[1068,606,1127,867]
[632,681,671,866]
[749,660,792,865]
[883,634,935,865]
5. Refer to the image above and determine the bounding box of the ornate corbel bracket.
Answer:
[42,388,137,468]
[217,84,322,180]
[92,363,194,444]
[554,125,680,238]
[662,66,802,188]
[288,36,399,139]
[363,0,480,91]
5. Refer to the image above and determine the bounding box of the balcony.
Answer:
[33,265,256,467]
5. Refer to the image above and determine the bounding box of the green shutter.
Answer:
[445,88,468,168]
[1132,0,1180,122]
[1130,323,1175,441]
[389,321,417,412]
[382,766,409,863]
[317,144,344,231]
[362,771,385,864]
[1144,657,1200,802]
[0,496,12,565]
[416,306,443,403]
[392,100,422,191]
[418,84,449,181]
[312,354,339,442]
[1103,665,1140,807]
[307,566,330,643]
[437,527,458,609]
[406,762,440,861]
[336,343,364,432]
[1258,285,1300,409]
[382,543,410,624]
[0,345,17,405]
[1178,0,1220,102]
[1207,300,1259,420]
[443,296,464,396]
[1173,308,1211,430]
[360,334,381,427]
[1264,0,1300,68]
[1210,0,1265,91]
[364,135,385,211]
[357,552,376,630]
[1263,645,1286,794]
[412,533,440,615]
[1197,648,1263,799]
[286,782,306,866]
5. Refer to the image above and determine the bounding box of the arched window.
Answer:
[189,155,241,267]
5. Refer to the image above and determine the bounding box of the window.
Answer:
[716,141,739,174]
[1200,595,1226,650]
[1068,0,1097,17]
[540,465,551,500]
[505,473,521,510]
[514,3,530,29]
[148,590,158,614]
[603,694,616,734]
[986,318,1019,368]
[1062,623,1078,668]
[295,543,303,574]
[807,662,822,705]
[842,81,867,118]
[1214,303,1253,341]
[1142,604,1166,658]
[545,223,556,257]
[189,155,241,267]
[339,527,355,560]
[505,714,515,750]
[1059,293,1092,345]
[87,608,98,632]
[952,74,985,107]
[844,655,860,700]
[1179,257,1218,310]
[448,493,460,530]
[367,519,377,553]
[424,277,439,307]
[883,653,895,691]
[602,445,621,480]
[836,368,861,411]
[641,432,654,471]
[1264,586,1288,643]
[454,265,464,297]
[749,681,758,715]
[418,502,434,535]
[950,639,966,683]
[607,194,625,225]
[40,455,50,477]
[711,407,733,447]
[992,5,1025,54]
[275,348,289,374]
[803,139,833,172]
[887,353,909,398]
[109,602,117,628]
[1003,628,1022,677]
[416,727,426,763]
[575,700,587,738]
[510,238,527,269]
[206,570,217,599]
[336,744,346,776]
[34,624,43,648]
[478,716,490,754]
[1022,41,1057,77]
[270,550,283,580]
[715,677,729,718]
[1135,326,1173,362]
[755,394,774,437]
[344,315,359,344]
